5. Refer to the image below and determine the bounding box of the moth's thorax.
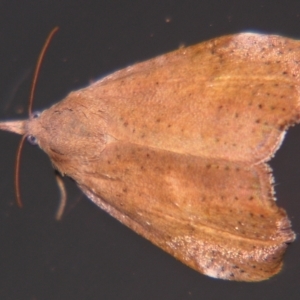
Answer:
[27,92,108,174]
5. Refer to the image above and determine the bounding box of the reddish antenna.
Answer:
[15,27,59,208]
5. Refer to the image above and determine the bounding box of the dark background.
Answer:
[1,1,300,299]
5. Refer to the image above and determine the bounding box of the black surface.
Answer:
[1,1,300,299]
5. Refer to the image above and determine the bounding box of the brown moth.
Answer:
[0,33,298,282]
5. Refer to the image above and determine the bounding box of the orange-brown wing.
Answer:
[76,33,300,163]
[76,142,294,282]
[36,33,300,164]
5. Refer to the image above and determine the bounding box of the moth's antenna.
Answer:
[15,27,59,208]
[15,136,26,207]
[28,27,59,116]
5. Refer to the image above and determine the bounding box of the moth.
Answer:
[0,33,298,281]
